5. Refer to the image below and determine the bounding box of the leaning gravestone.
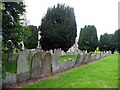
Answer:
[30,51,42,79]
[16,50,30,82]
[41,52,52,76]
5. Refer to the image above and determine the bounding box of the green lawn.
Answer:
[21,54,118,88]
[2,53,18,73]
[57,55,77,62]
[3,60,16,73]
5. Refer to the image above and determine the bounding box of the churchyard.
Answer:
[1,1,120,89]
[1,48,115,88]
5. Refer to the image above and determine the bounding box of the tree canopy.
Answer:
[78,25,98,53]
[24,25,38,49]
[114,29,120,53]
[99,33,115,54]
[39,3,77,52]
[2,2,26,52]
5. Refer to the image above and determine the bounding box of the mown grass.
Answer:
[3,60,16,73]
[57,55,77,62]
[2,53,18,61]
[2,53,18,74]
[22,54,118,88]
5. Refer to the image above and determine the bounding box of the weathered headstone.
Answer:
[41,52,52,76]
[40,50,45,57]
[61,50,66,56]
[96,54,100,60]
[2,72,16,88]
[28,50,34,61]
[75,54,81,66]
[50,50,53,55]
[16,50,30,82]
[91,54,96,61]
[30,51,42,79]
[82,53,87,64]
[86,53,92,63]
[52,53,59,73]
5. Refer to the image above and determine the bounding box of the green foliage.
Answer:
[24,25,38,49]
[22,54,118,88]
[78,25,98,53]
[114,29,120,53]
[99,33,109,51]
[2,2,26,52]
[39,3,77,52]
[99,33,115,54]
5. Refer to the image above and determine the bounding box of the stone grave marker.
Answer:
[16,50,30,82]
[30,51,42,79]
[75,54,81,66]
[86,53,91,63]
[41,52,52,76]
[82,53,87,64]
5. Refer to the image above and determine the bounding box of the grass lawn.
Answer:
[21,54,118,88]
[3,60,16,73]
[57,55,77,62]
[2,53,18,73]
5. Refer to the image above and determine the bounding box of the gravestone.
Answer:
[86,53,91,63]
[2,72,16,88]
[30,51,42,79]
[40,50,45,57]
[16,50,30,82]
[75,54,81,66]
[50,50,53,55]
[52,54,59,73]
[56,49,62,56]
[28,50,35,61]
[41,52,52,76]
[82,53,87,64]
[91,54,96,61]
[96,54,100,60]
[61,50,66,56]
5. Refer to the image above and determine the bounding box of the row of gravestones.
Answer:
[16,49,68,82]
[2,50,111,88]
[75,52,111,67]
[16,50,51,82]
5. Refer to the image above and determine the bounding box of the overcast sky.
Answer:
[25,0,119,39]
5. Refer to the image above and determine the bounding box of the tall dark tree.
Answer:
[39,3,77,52]
[24,25,38,49]
[2,2,26,60]
[99,33,109,52]
[114,29,120,53]
[78,25,98,53]
[108,34,115,54]
[99,33,115,54]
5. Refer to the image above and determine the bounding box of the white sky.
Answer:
[25,0,119,39]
